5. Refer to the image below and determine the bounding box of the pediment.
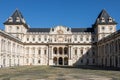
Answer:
[49,26,71,34]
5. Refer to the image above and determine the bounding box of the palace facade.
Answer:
[0,9,120,68]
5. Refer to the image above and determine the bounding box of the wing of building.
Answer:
[0,9,120,68]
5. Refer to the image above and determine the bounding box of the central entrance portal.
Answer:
[53,47,69,65]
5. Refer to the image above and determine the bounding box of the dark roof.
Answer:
[71,28,94,32]
[4,9,29,29]
[27,28,94,32]
[94,9,117,25]
[27,28,50,32]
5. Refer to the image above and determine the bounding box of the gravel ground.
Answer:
[0,66,119,80]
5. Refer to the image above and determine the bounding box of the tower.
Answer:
[4,9,29,39]
[93,9,117,41]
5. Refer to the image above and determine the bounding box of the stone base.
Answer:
[49,59,53,65]
[68,60,72,66]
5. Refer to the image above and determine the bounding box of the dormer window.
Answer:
[52,28,54,31]
[109,17,112,22]
[67,28,69,31]
[16,17,20,22]
[8,17,13,22]
[101,17,105,22]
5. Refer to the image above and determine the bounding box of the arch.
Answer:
[38,60,40,64]
[64,47,68,55]
[53,57,57,65]
[58,57,63,65]
[64,57,68,65]
[59,47,63,55]
[53,47,57,54]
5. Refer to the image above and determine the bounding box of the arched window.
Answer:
[53,47,57,54]
[81,59,83,63]
[38,60,40,64]
[64,47,68,55]
[80,48,83,55]
[93,59,95,64]
[86,59,89,65]
[59,47,63,54]
[75,49,77,55]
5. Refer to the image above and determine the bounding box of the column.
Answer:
[63,57,64,65]
[62,47,64,65]
[48,45,53,65]
[35,47,38,65]
[5,41,8,67]
[68,45,72,65]
[41,47,44,65]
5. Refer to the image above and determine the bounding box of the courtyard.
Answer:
[0,66,120,80]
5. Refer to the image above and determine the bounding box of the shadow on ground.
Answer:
[51,65,120,71]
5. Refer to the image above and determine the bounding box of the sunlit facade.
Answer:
[0,9,120,68]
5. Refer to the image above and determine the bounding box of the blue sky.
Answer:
[0,0,120,30]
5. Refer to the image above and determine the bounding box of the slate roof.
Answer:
[27,28,50,32]
[94,9,117,25]
[4,9,29,29]
[27,28,94,33]
[71,28,94,32]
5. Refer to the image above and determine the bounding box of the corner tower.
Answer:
[93,9,117,41]
[4,9,29,39]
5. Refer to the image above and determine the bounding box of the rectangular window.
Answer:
[27,38,29,41]
[26,59,29,64]
[75,49,77,55]
[44,50,46,55]
[81,50,83,55]
[38,50,41,55]
[45,38,47,41]
[93,59,95,64]
[92,38,94,41]
[75,38,77,41]
[33,38,35,41]
[80,38,83,41]
[32,59,34,64]
[39,38,41,41]
[86,37,89,41]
